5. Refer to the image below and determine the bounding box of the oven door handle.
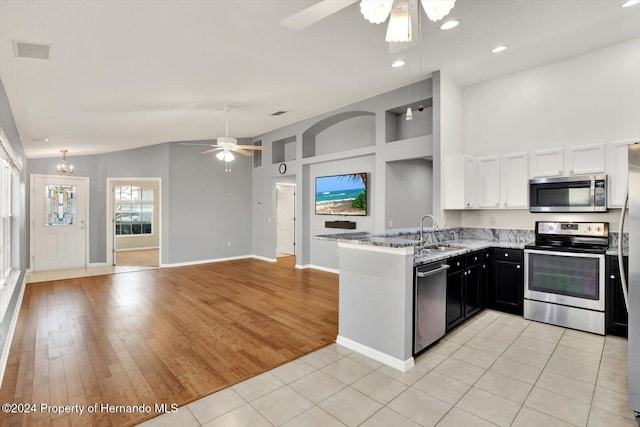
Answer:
[524,249,605,259]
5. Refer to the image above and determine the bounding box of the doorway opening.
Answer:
[106,178,161,267]
[275,182,296,266]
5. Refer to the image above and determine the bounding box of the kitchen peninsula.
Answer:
[316,228,534,372]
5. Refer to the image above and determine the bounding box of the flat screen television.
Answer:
[315,173,368,216]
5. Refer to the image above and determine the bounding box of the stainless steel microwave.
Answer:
[529,174,607,212]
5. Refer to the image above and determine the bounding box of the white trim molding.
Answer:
[296,264,339,274]
[336,335,415,372]
[0,273,25,388]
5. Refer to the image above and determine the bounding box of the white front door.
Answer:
[31,175,89,271]
[276,184,295,255]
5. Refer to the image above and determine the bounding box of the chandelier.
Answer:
[56,149,74,175]
[360,0,456,42]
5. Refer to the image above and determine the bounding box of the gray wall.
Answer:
[0,78,28,364]
[168,142,252,263]
[315,115,375,156]
[251,79,433,268]
[385,159,433,230]
[27,141,253,265]
[310,155,375,270]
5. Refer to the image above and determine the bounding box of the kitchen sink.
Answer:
[422,244,465,252]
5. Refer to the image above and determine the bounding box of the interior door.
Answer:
[31,175,88,271]
[276,184,295,255]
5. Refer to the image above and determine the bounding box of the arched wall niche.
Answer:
[302,111,375,159]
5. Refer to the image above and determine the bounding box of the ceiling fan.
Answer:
[181,105,268,164]
[280,0,456,42]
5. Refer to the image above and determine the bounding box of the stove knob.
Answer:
[587,226,592,231]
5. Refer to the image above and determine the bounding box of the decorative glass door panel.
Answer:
[45,184,77,226]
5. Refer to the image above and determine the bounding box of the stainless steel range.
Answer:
[524,221,608,335]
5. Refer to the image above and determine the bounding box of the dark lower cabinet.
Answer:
[446,251,486,331]
[464,262,482,318]
[446,256,465,330]
[606,255,628,337]
[488,248,524,315]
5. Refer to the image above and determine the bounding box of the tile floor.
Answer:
[136,310,635,427]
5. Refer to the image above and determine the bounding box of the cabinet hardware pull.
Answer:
[610,275,616,279]
[559,170,563,174]
[504,202,507,207]
[505,253,509,257]
[517,265,521,269]
[569,169,574,174]
[495,203,499,207]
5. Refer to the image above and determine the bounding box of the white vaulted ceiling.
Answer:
[1,0,639,158]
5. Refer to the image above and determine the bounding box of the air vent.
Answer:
[13,41,51,60]
[270,110,288,116]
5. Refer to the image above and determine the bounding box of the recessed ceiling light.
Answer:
[491,45,508,54]
[622,0,640,7]
[392,60,406,68]
[440,19,460,30]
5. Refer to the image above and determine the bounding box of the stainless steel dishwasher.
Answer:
[414,262,450,354]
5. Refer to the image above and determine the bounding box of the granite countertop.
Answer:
[315,227,533,265]
[606,246,629,257]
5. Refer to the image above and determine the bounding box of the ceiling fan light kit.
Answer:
[421,0,456,22]
[385,2,412,42]
[360,0,393,24]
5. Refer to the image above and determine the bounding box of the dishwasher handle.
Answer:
[416,264,450,278]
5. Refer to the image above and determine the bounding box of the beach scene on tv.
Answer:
[315,173,367,216]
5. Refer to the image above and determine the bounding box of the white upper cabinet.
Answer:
[500,152,529,208]
[565,144,606,175]
[474,153,529,209]
[529,148,564,178]
[464,156,475,209]
[475,156,500,208]
[530,144,605,178]
[443,155,475,209]
[607,140,637,207]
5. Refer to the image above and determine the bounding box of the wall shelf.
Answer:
[272,136,297,164]
[385,98,433,143]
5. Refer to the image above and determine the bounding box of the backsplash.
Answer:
[609,232,629,250]
[462,228,535,244]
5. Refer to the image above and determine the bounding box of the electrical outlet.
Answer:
[227,241,232,247]
[490,216,497,226]
[388,220,393,228]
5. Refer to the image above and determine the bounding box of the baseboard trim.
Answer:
[0,273,26,388]
[336,335,415,372]
[161,255,254,268]
[251,255,277,263]
[115,246,159,252]
[296,264,339,274]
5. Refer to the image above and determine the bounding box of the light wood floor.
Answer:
[0,256,338,426]
[115,249,159,267]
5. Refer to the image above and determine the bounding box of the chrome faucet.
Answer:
[419,214,439,246]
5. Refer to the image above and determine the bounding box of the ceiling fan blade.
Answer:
[237,145,269,150]
[202,147,224,154]
[280,0,358,31]
[180,142,217,147]
[232,148,253,156]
